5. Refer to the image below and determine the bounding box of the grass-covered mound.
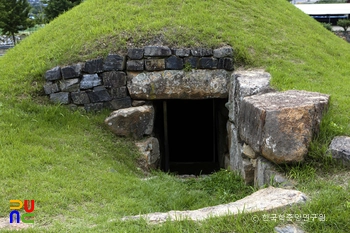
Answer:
[0,0,349,232]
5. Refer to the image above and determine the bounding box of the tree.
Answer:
[0,0,33,45]
[43,0,83,22]
[337,19,350,34]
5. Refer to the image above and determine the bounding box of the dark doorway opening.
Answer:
[153,99,228,175]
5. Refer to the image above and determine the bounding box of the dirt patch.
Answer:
[0,217,32,231]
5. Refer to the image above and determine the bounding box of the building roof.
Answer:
[295,4,350,15]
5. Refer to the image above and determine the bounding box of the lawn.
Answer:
[0,0,349,232]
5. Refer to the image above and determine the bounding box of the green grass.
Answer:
[0,0,350,232]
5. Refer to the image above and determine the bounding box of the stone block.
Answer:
[102,71,126,88]
[199,57,218,69]
[242,143,257,159]
[135,137,160,168]
[50,92,70,104]
[254,157,290,188]
[328,136,350,166]
[59,78,80,92]
[84,103,104,112]
[127,48,144,59]
[103,54,126,71]
[83,58,104,74]
[61,63,83,79]
[45,66,61,81]
[213,46,234,58]
[242,159,255,185]
[184,57,199,69]
[218,58,234,71]
[145,59,165,71]
[110,86,128,99]
[80,74,101,89]
[227,121,243,173]
[127,70,230,99]
[165,56,183,70]
[175,49,190,57]
[107,97,132,110]
[144,46,171,57]
[239,90,330,164]
[44,82,60,95]
[191,48,213,57]
[87,86,112,103]
[127,60,144,71]
[71,91,90,105]
[132,100,146,107]
[105,105,154,139]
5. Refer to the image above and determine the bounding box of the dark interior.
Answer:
[153,99,228,175]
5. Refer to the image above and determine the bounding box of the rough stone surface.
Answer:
[105,105,154,139]
[275,225,305,233]
[121,187,307,223]
[227,121,243,173]
[127,48,144,60]
[213,46,234,58]
[135,137,160,168]
[59,78,80,92]
[110,86,128,99]
[132,100,146,107]
[71,91,90,105]
[50,92,70,104]
[45,66,61,81]
[218,58,234,71]
[107,97,132,110]
[80,74,101,89]
[43,82,60,94]
[191,48,213,57]
[127,60,144,71]
[84,58,104,74]
[239,90,329,164]
[199,57,218,69]
[102,71,126,88]
[84,103,104,112]
[184,57,198,69]
[328,136,350,165]
[175,48,190,57]
[165,56,183,70]
[87,86,112,102]
[242,143,257,159]
[255,157,290,187]
[144,46,171,57]
[103,54,125,71]
[145,59,165,71]
[61,63,82,79]
[242,159,254,185]
[127,70,230,99]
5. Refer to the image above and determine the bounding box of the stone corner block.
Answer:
[144,46,171,57]
[135,137,160,168]
[103,54,126,71]
[83,58,104,74]
[328,136,350,166]
[105,105,154,139]
[61,63,83,79]
[45,66,61,81]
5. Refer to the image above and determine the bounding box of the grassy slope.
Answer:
[0,0,349,232]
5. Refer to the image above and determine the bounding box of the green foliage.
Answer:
[0,0,33,44]
[183,62,192,71]
[43,0,83,21]
[337,19,350,32]
[321,22,332,31]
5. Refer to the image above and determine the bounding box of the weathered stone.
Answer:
[71,91,90,105]
[84,103,104,112]
[328,136,350,166]
[43,82,60,94]
[239,90,330,164]
[127,48,144,60]
[50,92,70,104]
[110,86,128,99]
[184,57,199,69]
[132,100,146,107]
[61,63,83,79]
[59,78,80,92]
[127,60,144,71]
[213,46,234,58]
[80,74,101,89]
[254,157,289,187]
[103,54,126,71]
[275,225,305,233]
[45,66,61,81]
[218,58,234,71]
[127,70,230,99]
[102,71,126,88]
[242,159,254,185]
[105,105,154,139]
[107,97,132,110]
[145,59,165,71]
[144,46,171,57]
[121,187,307,223]
[227,121,243,173]
[165,56,183,70]
[83,58,104,74]
[242,143,257,159]
[191,48,213,57]
[199,57,218,69]
[87,86,112,102]
[135,137,160,168]
[175,49,190,57]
